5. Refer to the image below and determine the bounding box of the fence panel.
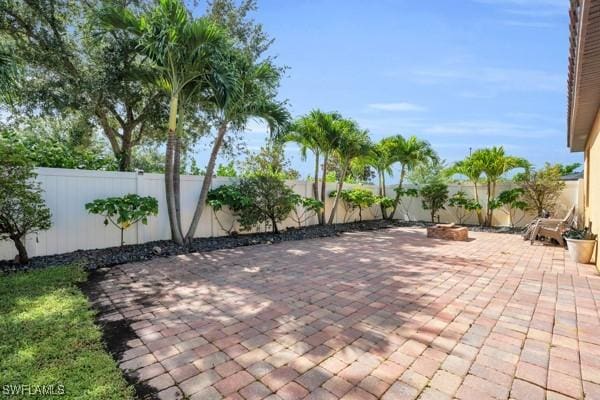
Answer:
[0,168,581,261]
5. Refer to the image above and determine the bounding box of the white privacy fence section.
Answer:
[0,168,581,260]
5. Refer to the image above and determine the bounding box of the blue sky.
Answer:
[194,0,581,179]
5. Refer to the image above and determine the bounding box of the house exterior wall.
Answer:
[583,109,600,266]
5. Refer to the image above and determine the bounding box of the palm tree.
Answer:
[364,139,395,218]
[280,115,323,221]
[470,146,529,226]
[99,0,230,245]
[446,157,485,225]
[184,50,289,242]
[328,121,371,224]
[388,135,437,220]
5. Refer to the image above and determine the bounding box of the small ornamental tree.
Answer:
[289,195,324,228]
[420,182,449,223]
[85,194,158,246]
[489,188,528,227]
[206,184,252,235]
[515,163,565,217]
[237,175,297,233]
[331,188,377,222]
[447,191,481,224]
[0,136,52,264]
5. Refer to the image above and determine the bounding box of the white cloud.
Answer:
[412,66,563,93]
[367,102,427,112]
[422,120,560,139]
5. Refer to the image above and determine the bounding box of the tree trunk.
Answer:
[12,236,28,264]
[319,152,329,225]
[173,135,182,233]
[185,122,228,242]
[328,160,349,225]
[431,209,435,223]
[473,182,483,225]
[119,126,134,171]
[379,169,387,219]
[165,96,184,245]
[485,180,492,227]
[389,165,406,220]
[488,181,497,227]
[173,104,185,236]
[313,150,321,224]
[271,216,279,233]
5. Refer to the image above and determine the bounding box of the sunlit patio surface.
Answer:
[92,228,600,400]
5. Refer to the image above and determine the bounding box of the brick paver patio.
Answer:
[91,228,600,400]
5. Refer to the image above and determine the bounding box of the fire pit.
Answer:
[427,223,469,241]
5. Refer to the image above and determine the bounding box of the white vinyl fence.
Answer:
[0,167,581,260]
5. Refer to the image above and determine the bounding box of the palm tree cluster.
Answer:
[447,146,529,226]
[280,111,439,224]
[98,0,289,245]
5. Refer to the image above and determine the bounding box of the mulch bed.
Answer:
[0,220,524,274]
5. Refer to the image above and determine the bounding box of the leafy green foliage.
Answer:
[420,182,449,223]
[242,143,299,180]
[447,191,481,224]
[207,184,251,234]
[557,162,582,176]
[0,0,166,171]
[0,265,134,399]
[2,129,117,171]
[0,134,51,264]
[331,188,377,221]
[207,175,299,234]
[515,163,566,217]
[216,161,238,177]
[489,188,527,227]
[85,194,158,246]
[564,227,596,240]
[289,195,324,227]
[237,175,297,233]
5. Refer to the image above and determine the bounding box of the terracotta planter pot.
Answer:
[565,238,597,264]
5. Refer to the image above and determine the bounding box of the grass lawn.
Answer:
[0,265,133,400]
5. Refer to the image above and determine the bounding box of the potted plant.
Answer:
[564,228,597,264]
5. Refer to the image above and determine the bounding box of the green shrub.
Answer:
[85,194,158,246]
[206,184,252,234]
[489,188,528,227]
[289,196,324,228]
[237,175,298,233]
[420,182,449,223]
[447,191,481,224]
[331,188,378,221]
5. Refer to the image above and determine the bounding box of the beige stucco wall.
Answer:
[584,109,600,266]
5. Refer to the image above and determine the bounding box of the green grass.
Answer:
[0,266,133,400]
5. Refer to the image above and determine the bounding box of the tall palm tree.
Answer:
[280,116,322,219]
[308,110,344,224]
[470,146,529,226]
[388,135,437,220]
[184,50,289,242]
[364,139,395,218]
[99,0,230,245]
[446,157,485,225]
[328,121,371,224]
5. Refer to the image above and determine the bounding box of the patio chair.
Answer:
[526,205,576,246]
